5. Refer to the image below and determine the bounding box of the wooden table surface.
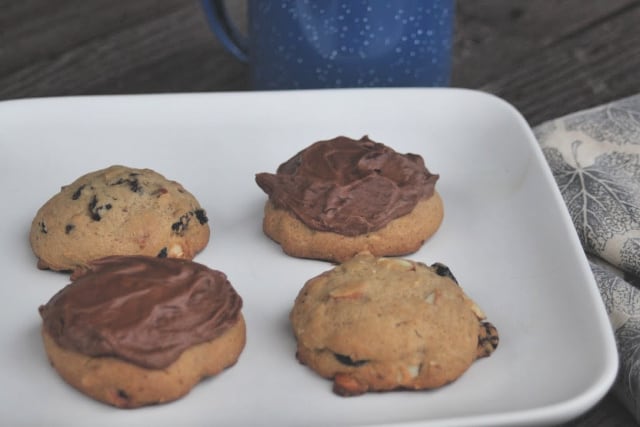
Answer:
[2,1,640,425]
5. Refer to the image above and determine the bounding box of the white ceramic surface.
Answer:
[0,88,618,426]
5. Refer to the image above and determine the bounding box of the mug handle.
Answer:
[201,0,249,62]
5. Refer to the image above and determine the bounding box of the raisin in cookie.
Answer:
[30,165,210,272]
[39,255,246,408]
[290,252,498,396]
[256,136,443,263]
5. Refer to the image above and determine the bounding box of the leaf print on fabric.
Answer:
[591,261,640,318]
[621,238,640,277]
[617,316,640,421]
[590,261,640,417]
[564,96,640,146]
[532,120,557,147]
[543,141,640,254]
[535,94,640,423]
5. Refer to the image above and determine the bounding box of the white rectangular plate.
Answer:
[0,88,617,426]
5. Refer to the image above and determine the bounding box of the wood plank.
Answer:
[452,0,638,87]
[0,0,638,127]
[0,1,246,98]
[468,1,640,124]
[0,0,187,75]
[0,2,239,97]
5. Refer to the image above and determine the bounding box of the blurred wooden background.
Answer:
[1,0,639,126]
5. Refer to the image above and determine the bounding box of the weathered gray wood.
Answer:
[1,0,638,126]
[455,0,640,124]
[0,1,247,96]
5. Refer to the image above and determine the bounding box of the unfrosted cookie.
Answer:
[290,252,498,396]
[30,165,210,272]
[39,255,246,408]
[255,136,443,263]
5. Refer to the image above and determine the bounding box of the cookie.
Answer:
[39,255,246,408]
[290,252,498,396]
[30,165,210,272]
[255,136,443,263]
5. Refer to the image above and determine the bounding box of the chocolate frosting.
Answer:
[255,136,439,236]
[39,255,243,369]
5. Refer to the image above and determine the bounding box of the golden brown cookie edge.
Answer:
[262,191,444,263]
[41,314,246,408]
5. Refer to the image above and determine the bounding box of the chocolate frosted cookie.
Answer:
[30,165,210,272]
[39,255,246,408]
[255,136,443,262]
[290,252,498,396]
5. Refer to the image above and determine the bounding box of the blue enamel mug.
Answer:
[202,0,455,90]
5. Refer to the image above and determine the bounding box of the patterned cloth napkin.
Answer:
[534,94,640,421]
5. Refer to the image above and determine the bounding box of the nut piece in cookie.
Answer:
[30,165,210,272]
[38,255,245,408]
[255,136,444,262]
[290,252,498,396]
